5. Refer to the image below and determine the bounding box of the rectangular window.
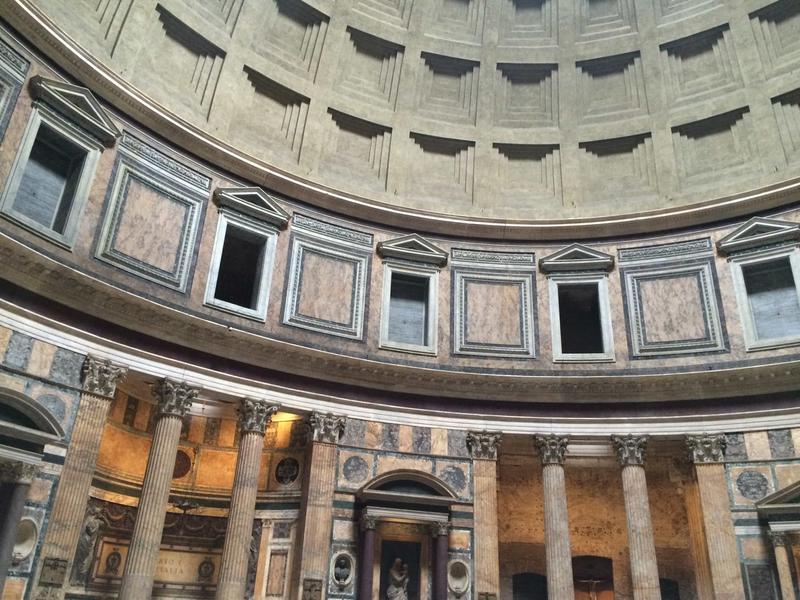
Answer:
[1,107,100,247]
[558,283,604,354]
[741,256,800,343]
[205,212,277,321]
[380,264,438,354]
[549,275,614,362]
[388,273,429,346]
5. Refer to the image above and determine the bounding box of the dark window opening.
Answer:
[388,273,429,346]
[512,572,547,600]
[558,283,604,354]
[12,124,85,234]
[742,257,800,340]
[659,579,681,600]
[213,225,265,309]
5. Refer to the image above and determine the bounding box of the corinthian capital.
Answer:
[466,431,502,460]
[769,530,790,548]
[309,412,346,444]
[81,356,127,396]
[686,434,726,464]
[534,434,569,466]
[151,378,197,418]
[0,460,39,483]
[612,435,648,467]
[238,398,279,434]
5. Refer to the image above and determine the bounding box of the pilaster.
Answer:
[467,431,501,599]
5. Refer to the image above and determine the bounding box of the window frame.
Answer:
[204,208,279,322]
[729,245,800,351]
[379,260,439,356]
[0,103,101,249]
[548,272,615,363]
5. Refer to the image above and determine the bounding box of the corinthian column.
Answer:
[686,434,745,600]
[467,431,502,599]
[612,435,661,600]
[295,412,346,600]
[769,531,796,600]
[33,356,126,600]
[216,399,278,600]
[534,435,574,600]
[118,379,197,600]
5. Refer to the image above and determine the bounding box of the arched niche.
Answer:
[0,387,64,461]
[358,469,458,509]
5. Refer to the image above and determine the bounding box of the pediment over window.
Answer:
[539,243,614,273]
[716,217,800,255]
[756,479,800,516]
[29,75,120,145]
[214,187,290,228]
[377,234,448,266]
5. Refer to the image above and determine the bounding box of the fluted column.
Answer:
[612,435,661,600]
[295,412,346,600]
[33,356,126,600]
[686,434,746,600]
[358,514,377,600]
[534,435,574,600]
[431,522,450,600]
[0,460,38,598]
[467,431,502,599]
[216,399,278,600]
[769,531,796,600]
[118,379,197,600]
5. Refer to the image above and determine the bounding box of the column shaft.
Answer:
[695,463,746,600]
[358,525,376,600]
[683,475,714,600]
[473,458,500,597]
[118,414,183,600]
[621,465,661,600]
[216,429,264,600]
[775,543,796,600]
[0,477,32,597]
[433,530,448,600]
[542,463,574,600]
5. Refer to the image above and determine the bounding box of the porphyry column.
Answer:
[118,379,197,600]
[295,412,345,600]
[0,460,39,598]
[466,431,502,600]
[686,434,746,600]
[431,521,450,600]
[612,435,661,600]
[33,356,127,600]
[769,531,797,600]
[358,514,377,600]
[534,435,574,600]
[216,398,278,600]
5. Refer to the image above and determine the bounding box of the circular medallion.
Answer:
[343,456,369,484]
[172,449,192,479]
[440,466,467,492]
[275,457,300,485]
[197,557,215,581]
[736,470,769,501]
[104,550,122,574]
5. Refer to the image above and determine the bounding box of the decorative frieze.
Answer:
[309,412,346,444]
[81,356,127,396]
[612,434,648,467]
[534,434,569,465]
[466,431,502,459]
[151,379,197,418]
[237,398,278,434]
[686,433,726,464]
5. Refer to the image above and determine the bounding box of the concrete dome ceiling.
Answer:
[4,0,800,234]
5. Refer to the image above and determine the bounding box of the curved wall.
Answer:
[2,0,800,236]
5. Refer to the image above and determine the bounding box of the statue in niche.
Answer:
[386,559,409,600]
[333,555,351,589]
[71,505,105,584]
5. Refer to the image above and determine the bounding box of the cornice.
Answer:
[2,1,800,241]
[1,232,799,409]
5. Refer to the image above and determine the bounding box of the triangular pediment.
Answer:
[214,187,290,228]
[756,479,800,516]
[539,243,614,273]
[717,217,800,255]
[29,76,120,145]
[377,234,448,266]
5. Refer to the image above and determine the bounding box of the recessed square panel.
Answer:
[283,232,371,339]
[622,258,726,357]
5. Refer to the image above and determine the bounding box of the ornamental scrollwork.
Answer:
[534,435,569,466]
[151,378,198,418]
[81,356,127,396]
[686,434,726,464]
[309,412,346,444]
[612,435,648,467]
[466,431,502,460]
[238,398,279,434]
